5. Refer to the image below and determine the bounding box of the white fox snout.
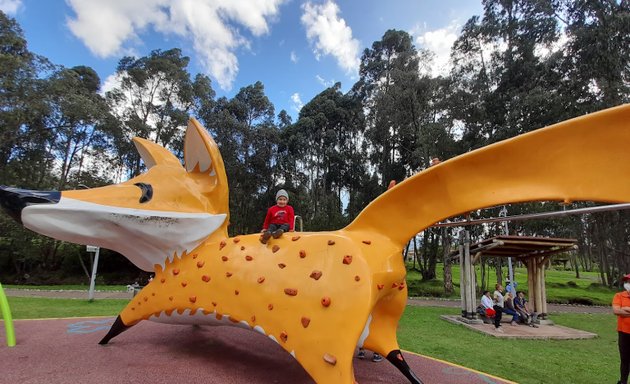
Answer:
[22,197,226,271]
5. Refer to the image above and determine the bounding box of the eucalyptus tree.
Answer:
[356,29,461,280]
[449,16,494,152]
[283,83,367,230]
[203,81,280,235]
[0,11,53,187]
[519,0,630,284]
[447,1,573,284]
[0,13,116,276]
[43,66,111,190]
[556,0,630,286]
[451,0,561,146]
[106,48,200,178]
[558,0,630,113]
[354,30,420,185]
[6,62,114,272]
[0,12,57,279]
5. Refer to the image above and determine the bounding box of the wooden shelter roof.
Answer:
[463,235,578,260]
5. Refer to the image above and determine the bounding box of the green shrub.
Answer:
[586,282,607,291]
[407,279,459,298]
[566,297,594,305]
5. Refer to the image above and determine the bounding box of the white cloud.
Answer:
[290,50,298,63]
[315,74,335,88]
[301,1,360,74]
[66,0,284,91]
[413,23,459,76]
[0,0,22,14]
[291,92,303,112]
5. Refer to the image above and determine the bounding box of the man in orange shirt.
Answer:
[612,273,630,384]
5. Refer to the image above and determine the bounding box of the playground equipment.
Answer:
[0,104,629,383]
[0,282,16,347]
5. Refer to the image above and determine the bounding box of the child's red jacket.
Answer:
[262,205,295,231]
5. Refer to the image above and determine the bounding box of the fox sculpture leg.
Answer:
[99,316,133,345]
[360,282,423,384]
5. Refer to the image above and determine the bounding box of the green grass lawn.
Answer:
[406,264,615,306]
[2,296,618,384]
[7,296,128,319]
[398,306,617,384]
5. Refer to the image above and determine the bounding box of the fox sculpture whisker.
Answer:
[1,104,630,384]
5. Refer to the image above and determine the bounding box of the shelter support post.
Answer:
[535,257,544,315]
[525,256,553,325]
[459,240,465,317]
[541,256,551,318]
[459,230,481,323]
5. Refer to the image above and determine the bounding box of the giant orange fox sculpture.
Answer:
[1,104,630,383]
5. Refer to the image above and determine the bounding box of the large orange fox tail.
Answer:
[345,104,630,248]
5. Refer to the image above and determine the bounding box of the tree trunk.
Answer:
[495,258,503,286]
[442,228,453,294]
[573,251,580,279]
[404,241,411,263]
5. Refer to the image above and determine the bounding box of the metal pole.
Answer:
[499,206,514,287]
[88,247,100,302]
[432,203,630,228]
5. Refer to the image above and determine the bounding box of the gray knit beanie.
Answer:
[275,189,289,202]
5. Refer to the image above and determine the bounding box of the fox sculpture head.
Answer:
[1,119,229,272]
[2,104,630,384]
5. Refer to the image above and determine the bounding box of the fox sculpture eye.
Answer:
[134,183,153,203]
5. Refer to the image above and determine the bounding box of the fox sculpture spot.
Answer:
[2,104,630,384]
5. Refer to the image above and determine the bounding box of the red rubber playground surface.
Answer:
[0,317,514,384]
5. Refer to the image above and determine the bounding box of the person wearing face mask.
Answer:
[612,274,630,384]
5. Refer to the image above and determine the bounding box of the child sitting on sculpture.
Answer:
[260,189,295,244]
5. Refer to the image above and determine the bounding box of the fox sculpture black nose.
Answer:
[0,186,61,224]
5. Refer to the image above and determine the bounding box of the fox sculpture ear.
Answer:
[133,137,182,169]
[184,118,227,181]
[185,118,230,231]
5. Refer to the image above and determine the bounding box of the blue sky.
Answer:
[2,0,483,120]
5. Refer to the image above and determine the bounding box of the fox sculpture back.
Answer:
[1,104,630,384]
